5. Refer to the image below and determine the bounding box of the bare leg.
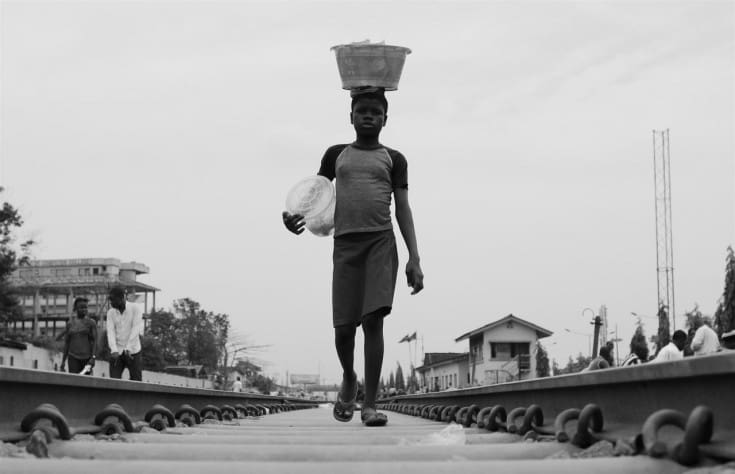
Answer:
[361,312,384,410]
[334,324,357,400]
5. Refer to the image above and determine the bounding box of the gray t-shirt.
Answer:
[318,144,408,237]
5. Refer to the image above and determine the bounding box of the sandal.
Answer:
[332,373,357,422]
[361,408,388,427]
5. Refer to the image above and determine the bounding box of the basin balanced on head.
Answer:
[282,41,424,427]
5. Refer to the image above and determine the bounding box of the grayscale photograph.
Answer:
[1,0,733,471]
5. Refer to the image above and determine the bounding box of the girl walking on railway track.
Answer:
[282,88,424,426]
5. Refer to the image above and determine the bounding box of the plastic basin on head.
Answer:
[331,43,411,91]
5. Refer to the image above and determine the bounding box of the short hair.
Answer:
[351,91,388,115]
[599,346,611,358]
[672,330,687,342]
[109,286,126,299]
[73,297,89,311]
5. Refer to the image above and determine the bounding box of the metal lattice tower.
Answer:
[652,129,676,330]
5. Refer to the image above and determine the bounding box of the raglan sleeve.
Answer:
[317,145,345,181]
[389,149,408,189]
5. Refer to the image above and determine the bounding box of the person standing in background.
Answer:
[61,297,97,374]
[690,315,720,356]
[106,286,144,381]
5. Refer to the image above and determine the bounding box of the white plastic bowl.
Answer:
[285,176,335,237]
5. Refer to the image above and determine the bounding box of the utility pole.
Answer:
[591,315,602,358]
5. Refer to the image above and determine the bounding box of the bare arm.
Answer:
[89,321,98,363]
[61,323,71,368]
[394,187,424,294]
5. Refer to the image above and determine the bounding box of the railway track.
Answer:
[2,353,735,473]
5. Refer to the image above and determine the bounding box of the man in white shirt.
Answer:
[106,287,144,381]
[233,376,243,392]
[690,317,720,355]
[651,330,687,363]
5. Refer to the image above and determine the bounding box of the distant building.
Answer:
[235,360,262,378]
[455,314,553,385]
[7,258,159,338]
[415,352,470,391]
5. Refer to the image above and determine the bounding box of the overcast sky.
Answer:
[2,0,733,385]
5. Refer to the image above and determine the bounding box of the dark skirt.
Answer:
[332,230,398,328]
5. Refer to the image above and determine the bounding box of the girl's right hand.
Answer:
[282,211,305,235]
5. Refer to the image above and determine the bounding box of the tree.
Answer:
[535,342,550,377]
[714,246,735,337]
[147,309,184,367]
[557,353,593,374]
[551,359,561,376]
[172,298,230,372]
[212,312,230,368]
[138,309,185,371]
[654,304,670,356]
[0,189,34,327]
[388,371,395,389]
[406,364,418,392]
[395,363,405,391]
[140,334,166,371]
[250,373,275,394]
[629,320,649,362]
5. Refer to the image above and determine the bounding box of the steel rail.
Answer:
[1,353,734,469]
[0,366,318,431]
[383,352,735,427]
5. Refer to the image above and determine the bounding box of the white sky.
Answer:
[1,0,733,385]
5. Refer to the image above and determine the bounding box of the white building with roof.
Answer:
[415,352,470,392]
[455,314,553,385]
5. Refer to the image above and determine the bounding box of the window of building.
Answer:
[471,343,483,361]
[491,342,512,360]
[10,356,14,366]
[490,342,530,361]
[93,268,100,275]
[33,360,38,369]
[454,374,457,386]
[0,356,4,365]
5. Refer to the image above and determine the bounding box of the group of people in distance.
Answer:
[60,286,144,381]
[585,315,734,371]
